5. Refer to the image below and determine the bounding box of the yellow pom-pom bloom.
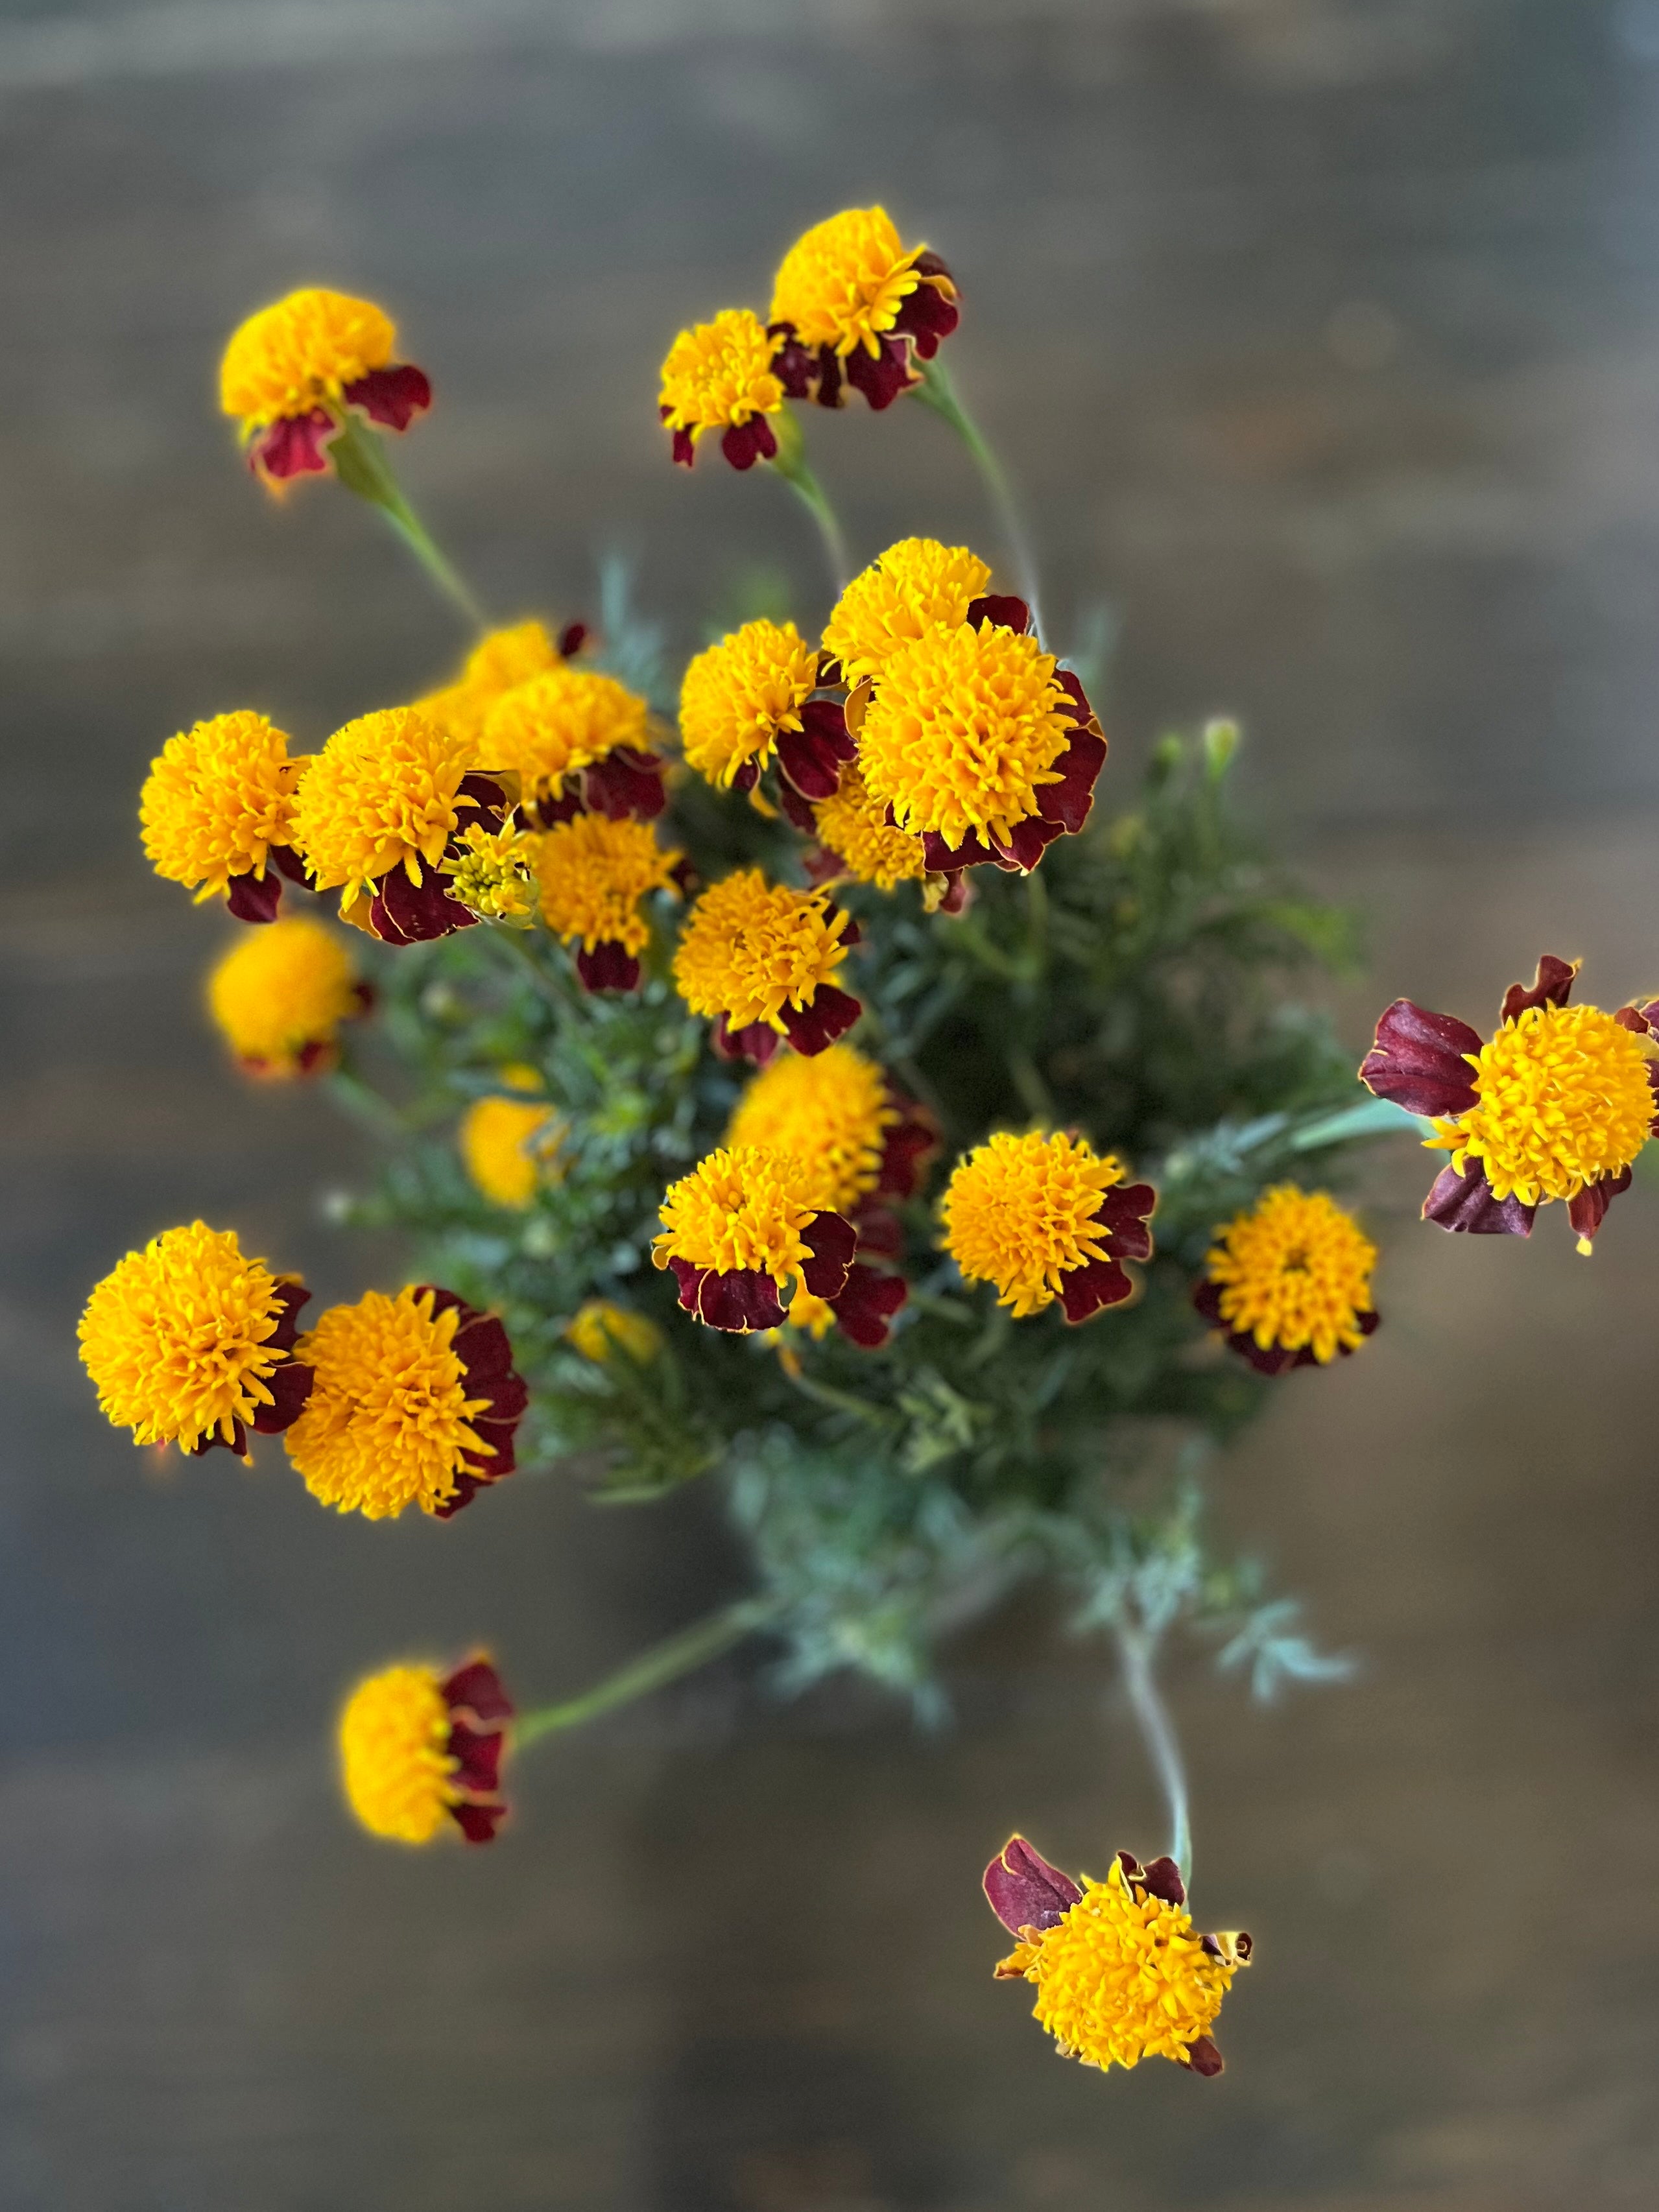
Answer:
[653,1147,820,1287]
[459,1084,562,1211]
[811,759,929,890]
[78,1222,292,1452]
[418,620,564,753]
[857,622,1076,852]
[206,914,362,1078]
[1205,1187,1378,1363]
[219,288,395,432]
[337,1664,459,1844]
[999,1861,1240,2074]
[483,668,652,800]
[679,620,820,791]
[283,1287,493,1519]
[770,207,934,358]
[536,813,681,957]
[291,707,475,902]
[139,710,302,901]
[658,309,783,450]
[726,1043,895,1214]
[1428,1002,1656,1207]
[443,822,541,925]
[942,1130,1128,1318]
[568,1301,662,1365]
[673,869,851,1034]
[821,538,991,684]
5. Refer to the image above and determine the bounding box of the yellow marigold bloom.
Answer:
[811,759,929,890]
[139,709,304,906]
[291,706,475,904]
[942,1130,1154,1324]
[654,1145,819,1285]
[442,821,541,925]
[673,868,859,1057]
[680,621,820,791]
[459,1075,562,1211]
[821,538,991,684]
[658,309,783,470]
[770,206,936,359]
[1198,1186,1379,1374]
[206,914,364,1079]
[417,619,565,752]
[221,288,395,430]
[338,1654,512,1846]
[536,813,682,993]
[484,668,652,801]
[568,1300,662,1364]
[78,1222,294,1453]
[726,1043,896,1214]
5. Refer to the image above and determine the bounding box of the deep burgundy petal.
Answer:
[921,826,997,872]
[876,1108,939,1201]
[1359,999,1483,1117]
[671,427,695,466]
[696,1268,787,1333]
[776,777,820,834]
[721,416,778,471]
[966,594,1031,634]
[1422,1160,1536,1236]
[990,815,1064,872]
[558,621,588,658]
[225,868,283,923]
[668,1257,708,1314]
[430,1470,486,1520]
[251,1357,315,1433]
[442,1657,514,1724]
[1500,953,1579,1023]
[983,1836,1083,1936]
[778,985,862,1056]
[813,346,843,409]
[265,1281,311,1355]
[844,335,913,410]
[1058,1255,1134,1324]
[189,1419,248,1460]
[1566,1167,1633,1248]
[447,1799,506,1844]
[713,1016,781,1066]
[776,723,846,801]
[250,409,335,481]
[446,1719,505,1796]
[1184,2036,1225,2078]
[767,324,817,399]
[828,1262,907,1350]
[575,940,642,993]
[464,1415,519,1480]
[1097,1182,1157,1263]
[581,746,665,822]
[371,862,477,945]
[455,773,507,819]
[270,842,313,887]
[451,1307,511,1380]
[891,264,960,358]
[936,870,972,916]
[848,1204,903,1260]
[799,1210,857,1300]
[1035,725,1108,836]
[1140,1857,1188,1908]
[343,363,431,432]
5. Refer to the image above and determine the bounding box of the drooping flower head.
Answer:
[672,868,861,1063]
[219,287,431,489]
[1196,1186,1379,1374]
[283,1285,527,1520]
[339,1654,513,1846]
[985,1837,1251,2078]
[483,667,665,822]
[1360,954,1659,1252]
[652,1145,857,1334]
[821,538,991,685]
[678,620,853,810]
[139,710,309,921]
[78,1222,313,1457]
[658,309,785,470]
[769,207,959,410]
[536,812,684,993]
[568,1301,663,1365]
[206,913,369,1079]
[459,1067,563,1211]
[808,759,930,892]
[417,619,567,752]
[442,821,542,925]
[941,1130,1154,1324]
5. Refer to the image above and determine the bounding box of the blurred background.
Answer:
[5,0,1659,2205]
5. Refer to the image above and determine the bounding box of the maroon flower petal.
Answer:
[697,1268,787,1333]
[189,1420,248,1460]
[921,826,997,872]
[1499,953,1579,1023]
[799,1210,857,1300]
[876,1106,940,1202]
[845,335,914,411]
[667,1257,708,1314]
[713,1016,781,1066]
[442,1658,514,1724]
[575,940,642,993]
[1097,1182,1157,1263]
[1034,724,1108,837]
[776,699,855,800]
[581,746,666,822]
[342,363,432,432]
[446,1718,505,1796]
[983,1835,1082,1936]
[936,870,972,916]
[272,843,314,890]
[828,1261,907,1349]
[558,620,588,657]
[1567,1167,1633,1248]
[1140,1856,1188,1908]
[778,984,862,1056]
[251,1358,315,1433]
[431,1470,486,1520]
[226,868,283,923]
[1359,1000,1483,1117]
[671,426,695,467]
[1058,1255,1135,1324]
[529,783,585,830]
[1184,2036,1225,2078]
[1422,1160,1536,1236]
[891,263,960,358]
[847,1203,903,1259]
[776,778,820,834]
[812,346,843,409]
[370,862,477,945]
[989,815,1065,872]
[265,1281,311,1355]
[447,1800,506,1844]
[966,594,1031,634]
[721,415,778,471]
[767,323,817,399]
[250,408,335,481]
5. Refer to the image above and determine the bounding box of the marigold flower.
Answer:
[985,1837,1250,2078]
[568,1300,662,1364]
[291,706,510,944]
[78,1221,313,1457]
[820,538,992,685]
[283,1285,527,1520]
[442,821,542,925]
[658,308,785,470]
[1196,1186,1379,1374]
[459,1071,563,1211]
[808,759,930,892]
[652,1145,861,1334]
[416,619,568,752]
[1360,954,1659,1251]
[484,667,665,822]
[678,619,853,810]
[206,913,370,1079]
[769,207,959,410]
[219,287,431,489]
[672,868,861,1063]
[536,812,684,993]
[339,1655,513,1846]
[139,709,309,921]
[941,1130,1154,1323]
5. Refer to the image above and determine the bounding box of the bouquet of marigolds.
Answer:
[79,209,1659,2085]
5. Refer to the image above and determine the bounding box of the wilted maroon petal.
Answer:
[937,870,972,916]
[1036,725,1108,836]
[671,426,695,467]
[721,415,778,471]
[446,1718,505,1796]
[846,335,913,410]
[582,746,665,822]
[1499,953,1579,1023]
[576,940,641,993]
[990,815,1064,872]
[697,1268,787,1333]
[828,1262,907,1349]
[966,594,1031,634]
[447,1799,505,1844]
[250,408,335,481]
[226,868,283,923]
[1359,999,1483,1117]
[370,862,477,945]
[921,826,996,872]
[1140,1856,1188,1908]
[442,1657,514,1723]
[778,985,861,1055]
[270,842,313,887]
[668,1256,707,1313]
[776,778,819,834]
[1058,1255,1134,1324]
[877,1107,939,1201]
[767,323,817,399]
[343,363,431,432]
[252,1358,315,1432]
[713,1015,781,1065]
[1184,2036,1224,2078]
[1567,1167,1632,1248]
[800,1210,856,1300]
[1097,1182,1156,1262]
[892,261,960,358]
[983,1835,1083,1936]
[813,345,843,409]
[1422,1160,1536,1236]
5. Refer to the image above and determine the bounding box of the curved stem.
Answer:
[328,412,488,629]
[514,1598,773,1748]
[769,406,852,591]
[913,355,1042,631]
[1116,1624,1193,1879]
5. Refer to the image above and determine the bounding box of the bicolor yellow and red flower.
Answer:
[1360,954,1659,1252]
[1195,1185,1379,1376]
[220,288,431,489]
[536,812,684,993]
[206,913,372,1080]
[653,1145,880,1337]
[658,308,785,470]
[339,1654,514,1846]
[139,709,311,922]
[678,620,853,818]
[768,207,959,411]
[941,1130,1154,1323]
[484,666,666,824]
[672,868,862,1064]
[985,1837,1250,2078]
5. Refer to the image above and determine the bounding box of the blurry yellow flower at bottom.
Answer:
[207,914,366,1078]
[567,1301,662,1365]
[459,1068,562,1210]
[338,1654,514,1846]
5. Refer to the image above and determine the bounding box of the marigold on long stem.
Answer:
[338,1654,514,1846]
[658,309,784,470]
[941,1130,1154,1324]
[220,287,431,488]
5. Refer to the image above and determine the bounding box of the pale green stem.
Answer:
[1291,1094,1432,1150]
[913,355,1042,629]
[1116,1623,1193,1878]
[514,1599,773,1748]
[328,412,487,628]
[769,405,852,590]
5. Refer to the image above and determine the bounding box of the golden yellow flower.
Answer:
[725,1043,896,1214]
[483,668,652,801]
[770,208,937,359]
[291,707,475,903]
[658,309,783,467]
[139,710,304,903]
[679,621,820,791]
[672,869,855,1043]
[206,914,364,1078]
[567,1301,662,1364]
[220,288,395,431]
[941,1130,1153,1322]
[337,1654,513,1846]
[811,759,929,890]
[654,1146,821,1286]
[417,620,566,753]
[820,538,990,684]
[1199,1186,1379,1372]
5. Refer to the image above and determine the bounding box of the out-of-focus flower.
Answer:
[678,620,853,808]
[535,812,683,993]
[139,709,310,922]
[338,1654,513,1846]
[658,309,785,470]
[652,1145,859,1334]
[483,667,665,822]
[567,1300,662,1365]
[441,821,542,925]
[820,538,992,685]
[1195,1186,1379,1375]
[459,1067,563,1211]
[416,619,571,752]
[78,1222,313,1457]
[1360,954,1659,1252]
[672,868,861,1063]
[941,1130,1154,1323]
[985,1837,1250,2078]
[283,1285,527,1519]
[807,759,930,892]
[769,208,959,410]
[206,913,369,1080]
[219,287,430,490]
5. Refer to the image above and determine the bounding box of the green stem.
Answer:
[514,1599,773,1748]
[495,924,578,1017]
[1290,1094,1431,1152]
[325,1064,409,1139]
[783,1362,901,1429]
[328,412,487,628]
[770,405,852,590]
[913,355,1042,628]
[1116,1624,1192,1878]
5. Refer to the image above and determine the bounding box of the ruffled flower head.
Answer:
[985,1838,1251,2078]
[139,709,309,921]
[1360,954,1659,1252]
[672,868,861,1063]
[206,913,369,1079]
[1196,1185,1379,1374]
[658,308,784,470]
[484,667,665,822]
[769,207,959,410]
[725,1041,931,1216]
[339,1655,513,1846]
[678,621,852,809]
[459,1068,563,1210]
[821,538,991,685]
[652,1145,862,1335]
[809,759,929,892]
[567,1301,662,1365]
[417,619,567,752]
[78,1222,313,1457]
[941,1130,1154,1324]
[283,1285,527,1520]
[219,287,431,488]
[536,813,684,993]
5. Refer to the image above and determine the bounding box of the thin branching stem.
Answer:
[913,355,1042,629]
[328,413,488,628]
[514,1598,774,1747]
[1115,1623,1193,1878]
